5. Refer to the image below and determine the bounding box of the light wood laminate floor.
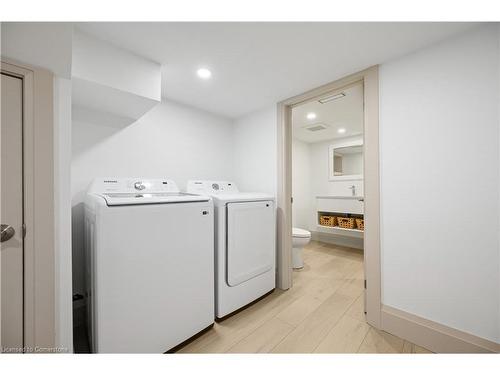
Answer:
[178,241,432,353]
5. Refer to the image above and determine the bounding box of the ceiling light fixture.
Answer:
[337,128,346,134]
[306,112,317,120]
[319,92,346,104]
[196,68,212,79]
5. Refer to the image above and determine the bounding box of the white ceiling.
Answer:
[76,22,476,119]
[292,82,363,143]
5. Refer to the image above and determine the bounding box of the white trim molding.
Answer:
[381,305,500,353]
[277,66,381,328]
[1,59,56,352]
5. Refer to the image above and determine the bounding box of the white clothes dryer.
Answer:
[187,180,275,319]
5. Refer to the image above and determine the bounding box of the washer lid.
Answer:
[100,192,210,206]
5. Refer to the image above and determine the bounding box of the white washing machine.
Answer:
[186,180,275,318]
[84,178,214,353]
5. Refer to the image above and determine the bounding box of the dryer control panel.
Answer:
[187,180,239,195]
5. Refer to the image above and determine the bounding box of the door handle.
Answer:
[1,224,15,242]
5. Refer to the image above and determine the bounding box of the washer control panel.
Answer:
[88,178,180,194]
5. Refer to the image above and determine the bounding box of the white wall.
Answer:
[232,106,277,195]
[71,100,234,299]
[71,30,161,126]
[1,22,73,78]
[292,139,311,228]
[54,77,73,352]
[72,30,161,101]
[309,135,364,202]
[380,25,499,343]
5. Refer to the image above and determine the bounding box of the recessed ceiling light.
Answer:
[306,112,317,120]
[196,68,212,79]
[337,128,346,134]
[319,92,346,104]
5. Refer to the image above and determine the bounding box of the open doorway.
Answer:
[291,80,364,276]
[276,67,381,329]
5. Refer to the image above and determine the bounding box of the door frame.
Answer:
[1,60,56,350]
[276,66,381,328]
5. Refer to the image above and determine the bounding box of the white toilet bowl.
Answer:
[292,227,311,269]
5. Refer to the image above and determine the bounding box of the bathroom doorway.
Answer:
[291,80,364,264]
[276,67,381,329]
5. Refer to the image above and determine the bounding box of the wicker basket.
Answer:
[319,214,336,227]
[355,218,364,231]
[337,217,355,229]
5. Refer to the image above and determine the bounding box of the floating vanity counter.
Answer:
[316,196,364,214]
[316,196,364,238]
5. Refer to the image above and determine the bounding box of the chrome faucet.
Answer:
[348,185,356,196]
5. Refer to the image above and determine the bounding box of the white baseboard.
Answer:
[381,305,499,353]
[311,230,363,249]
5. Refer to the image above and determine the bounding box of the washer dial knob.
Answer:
[134,181,146,191]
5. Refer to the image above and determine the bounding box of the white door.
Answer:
[226,201,275,287]
[1,73,24,351]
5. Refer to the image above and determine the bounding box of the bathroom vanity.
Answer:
[316,196,364,238]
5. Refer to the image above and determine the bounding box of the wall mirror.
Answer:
[329,139,363,181]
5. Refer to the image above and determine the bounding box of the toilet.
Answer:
[292,227,311,269]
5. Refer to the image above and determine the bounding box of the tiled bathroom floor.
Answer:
[178,241,433,353]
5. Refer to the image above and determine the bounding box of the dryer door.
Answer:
[226,200,275,287]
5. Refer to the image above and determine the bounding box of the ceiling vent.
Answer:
[304,123,328,132]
